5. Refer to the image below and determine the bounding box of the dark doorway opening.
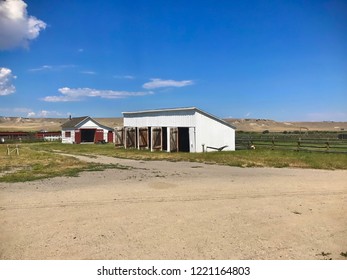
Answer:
[81,129,96,142]
[162,127,167,151]
[178,127,190,152]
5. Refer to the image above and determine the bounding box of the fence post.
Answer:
[297,138,301,151]
[326,140,330,151]
[271,136,275,150]
[6,144,19,156]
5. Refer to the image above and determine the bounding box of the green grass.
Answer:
[1,142,346,183]
[0,144,129,182]
[33,142,347,169]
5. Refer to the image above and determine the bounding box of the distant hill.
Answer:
[0,116,346,132]
[225,118,347,132]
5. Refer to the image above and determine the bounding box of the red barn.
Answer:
[61,116,113,144]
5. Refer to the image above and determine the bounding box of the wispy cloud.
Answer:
[0,67,16,96]
[114,75,135,80]
[143,78,194,89]
[42,87,153,102]
[0,0,46,50]
[0,107,66,118]
[80,71,97,75]
[28,64,76,72]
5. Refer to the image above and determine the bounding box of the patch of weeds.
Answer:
[317,251,331,257]
[340,252,347,258]
[292,211,302,215]
[80,154,98,158]
[85,163,130,172]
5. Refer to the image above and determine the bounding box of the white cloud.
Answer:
[0,107,65,117]
[37,110,57,117]
[28,64,75,72]
[0,0,46,50]
[42,87,153,102]
[143,78,194,89]
[0,107,32,115]
[114,75,135,80]
[80,71,97,75]
[0,67,16,96]
[28,65,53,72]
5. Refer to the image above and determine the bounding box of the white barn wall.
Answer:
[195,111,235,152]
[123,108,236,153]
[124,110,196,128]
[62,129,75,144]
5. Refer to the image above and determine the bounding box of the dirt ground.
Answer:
[0,155,346,260]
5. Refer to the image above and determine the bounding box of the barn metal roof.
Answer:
[61,116,89,129]
[123,107,236,129]
[61,116,113,130]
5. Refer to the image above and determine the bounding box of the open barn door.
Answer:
[75,130,81,144]
[114,127,124,147]
[94,129,104,143]
[170,127,178,152]
[125,127,136,148]
[152,127,162,150]
[139,128,149,149]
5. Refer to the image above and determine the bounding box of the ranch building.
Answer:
[61,116,113,144]
[117,107,236,153]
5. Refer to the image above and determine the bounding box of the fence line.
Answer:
[236,135,347,153]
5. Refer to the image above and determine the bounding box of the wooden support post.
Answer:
[150,127,153,152]
[160,127,163,151]
[124,127,127,149]
[137,127,140,150]
[167,127,171,152]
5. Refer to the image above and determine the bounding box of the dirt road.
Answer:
[1,155,346,259]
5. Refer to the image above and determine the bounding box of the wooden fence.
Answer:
[236,135,347,153]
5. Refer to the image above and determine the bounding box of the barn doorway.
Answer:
[178,127,190,152]
[81,129,95,143]
[162,127,167,151]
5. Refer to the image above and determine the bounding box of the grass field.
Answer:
[1,142,346,182]
[0,143,128,183]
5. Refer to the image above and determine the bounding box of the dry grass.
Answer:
[1,142,346,182]
[0,144,127,182]
[35,142,347,169]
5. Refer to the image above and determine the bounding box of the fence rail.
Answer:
[236,135,347,153]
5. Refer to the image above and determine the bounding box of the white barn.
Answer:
[61,116,114,144]
[120,107,236,153]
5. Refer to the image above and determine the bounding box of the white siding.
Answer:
[195,111,235,152]
[123,108,235,153]
[80,119,102,129]
[124,110,196,128]
[61,129,75,144]
[61,118,113,144]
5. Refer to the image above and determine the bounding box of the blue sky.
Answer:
[0,0,346,121]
